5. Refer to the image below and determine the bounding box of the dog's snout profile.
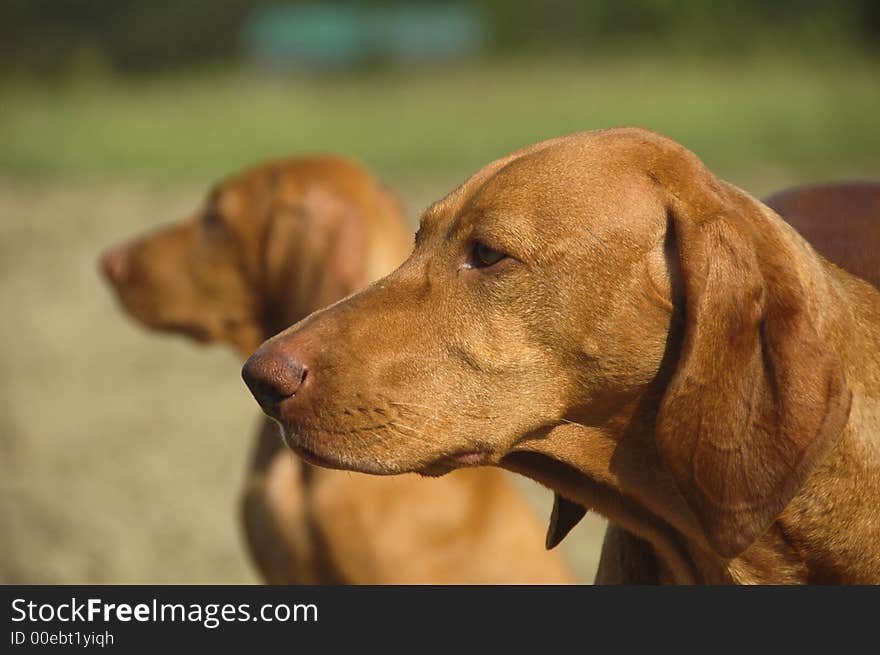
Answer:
[242,348,308,417]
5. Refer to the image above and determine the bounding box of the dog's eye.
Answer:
[202,211,225,235]
[468,241,507,269]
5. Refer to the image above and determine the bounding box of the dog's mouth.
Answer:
[277,422,394,475]
[276,418,495,477]
[286,437,347,470]
[110,292,216,343]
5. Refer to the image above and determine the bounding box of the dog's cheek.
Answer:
[644,241,676,311]
[599,247,681,388]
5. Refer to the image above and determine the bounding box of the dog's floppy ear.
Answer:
[263,187,367,330]
[654,174,851,558]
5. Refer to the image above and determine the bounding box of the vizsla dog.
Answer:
[243,129,880,584]
[101,155,573,584]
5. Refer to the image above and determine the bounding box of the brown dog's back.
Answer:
[765,182,880,289]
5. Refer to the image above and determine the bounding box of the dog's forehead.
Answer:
[213,167,289,226]
[469,146,662,236]
[209,170,258,216]
[419,128,690,239]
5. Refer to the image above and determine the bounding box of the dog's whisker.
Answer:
[388,421,436,445]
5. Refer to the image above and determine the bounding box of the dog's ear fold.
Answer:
[264,187,367,330]
[545,493,587,550]
[655,178,851,558]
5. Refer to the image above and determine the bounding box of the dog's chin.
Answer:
[161,322,215,343]
[128,307,217,343]
[286,439,351,471]
[278,425,406,476]
[277,423,495,478]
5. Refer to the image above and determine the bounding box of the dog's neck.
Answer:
[508,418,880,584]
[507,271,880,584]
[504,414,703,584]
[730,425,880,583]
[755,268,880,584]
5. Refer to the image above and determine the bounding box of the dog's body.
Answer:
[765,181,880,289]
[101,155,573,584]
[244,130,880,584]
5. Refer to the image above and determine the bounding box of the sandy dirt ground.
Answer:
[0,177,608,584]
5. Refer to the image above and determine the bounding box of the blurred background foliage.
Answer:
[2,1,879,76]
[0,1,878,184]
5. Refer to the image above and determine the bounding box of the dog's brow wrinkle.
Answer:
[645,170,663,188]
[420,202,447,231]
[582,223,608,249]
[449,344,485,373]
[444,217,471,245]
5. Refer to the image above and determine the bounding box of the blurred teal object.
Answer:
[376,6,487,61]
[244,5,367,67]
[243,4,487,69]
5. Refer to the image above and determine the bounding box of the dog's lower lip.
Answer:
[450,450,492,466]
[159,321,211,341]
[279,426,342,469]
[428,450,492,473]
[293,445,339,469]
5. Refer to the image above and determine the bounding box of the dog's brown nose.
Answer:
[100,247,129,285]
[242,349,308,419]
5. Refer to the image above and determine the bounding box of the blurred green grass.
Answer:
[2,56,879,186]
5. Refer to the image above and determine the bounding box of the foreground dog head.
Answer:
[101,156,409,354]
[243,128,851,560]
